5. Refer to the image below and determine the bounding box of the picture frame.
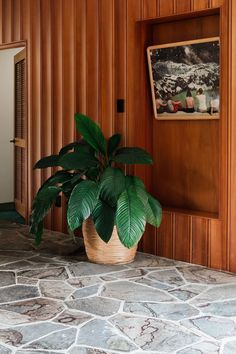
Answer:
[147,37,220,120]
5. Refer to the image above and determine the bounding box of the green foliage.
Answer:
[67,180,99,231]
[34,155,59,169]
[92,199,115,243]
[75,113,107,155]
[116,187,146,248]
[113,147,153,164]
[30,113,162,249]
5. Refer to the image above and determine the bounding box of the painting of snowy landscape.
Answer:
[147,38,220,119]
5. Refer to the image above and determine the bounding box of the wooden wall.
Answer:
[0,0,235,271]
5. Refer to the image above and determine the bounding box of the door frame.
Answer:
[0,40,28,221]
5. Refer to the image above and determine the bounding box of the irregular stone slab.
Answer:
[0,309,32,325]
[0,285,39,304]
[53,309,92,325]
[66,296,120,316]
[223,340,236,354]
[70,284,100,299]
[198,299,236,317]
[0,344,11,354]
[17,277,38,285]
[169,284,207,301]
[110,314,200,351]
[39,280,74,300]
[77,319,136,351]
[67,276,103,288]
[134,277,174,291]
[0,322,65,346]
[147,269,185,287]
[177,340,220,353]
[17,351,61,354]
[69,348,114,354]
[124,301,199,321]
[101,281,175,302]
[182,316,236,339]
[68,262,126,277]
[0,261,37,271]
[190,283,236,305]
[108,269,147,279]
[0,271,15,287]
[24,328,77,350]
[177,266,236,284]
[18,267,68,280]
[128,253,176,268]
[0,298,64,322]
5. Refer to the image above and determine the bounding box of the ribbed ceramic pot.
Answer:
[82,218,137,265]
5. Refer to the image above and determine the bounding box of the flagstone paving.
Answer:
[0,221,236,353]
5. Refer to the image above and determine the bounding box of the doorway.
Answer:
[0,43,27,223]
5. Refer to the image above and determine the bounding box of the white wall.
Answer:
[0,47,24,204]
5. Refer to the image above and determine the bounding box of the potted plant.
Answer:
[30,113,162,264]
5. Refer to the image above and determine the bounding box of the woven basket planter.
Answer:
[82,218,137,265]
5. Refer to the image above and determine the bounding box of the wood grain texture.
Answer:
[0,0,234,271]
[142,0,157,19]
[192,0,210,10]
[229,0,236,272]
[156,212,173,259]
[176,0,191,13]
[159,0,174,16]
[191,217,209,265]
[173,214,191,262]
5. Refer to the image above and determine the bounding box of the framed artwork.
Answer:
[147,37,220,120]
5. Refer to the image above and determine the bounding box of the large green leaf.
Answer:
[75,113,107,155]
[146,193,162,228]
[125,176,148,206]
[116,187,146,248]
[92,199,115,243]
[99,167,126,206]
[59,151,98,170]
[33,155,59,169]
[38,171,72,193]
[30,186,61,245]
[113,147,153,165]
[59,142,80,156]
[67,180,99,231]
[107,134,121,158]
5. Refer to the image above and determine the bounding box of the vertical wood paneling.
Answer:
[209,219,223,269]
[99,0,115,137]
[142,0,157,19]
[0,0,234,272]
[13,0,21,41]
[75,0,86,114]
[174,214,191,262]
[2,0,13,43]
[211,0,224,6]
[30,0,41,201]
[191,217,209,265]
[229,0,236,272]
[156,212,173,259]
[159,0,174,16]
[176,0,191,13]
[192,0,210,10]
[51,0,63,231]
[61,0,76,232]
[41,0,52,229]
[86,0,99,122]
[114,0,127,142]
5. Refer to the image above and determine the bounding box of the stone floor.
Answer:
[0,221,236,353]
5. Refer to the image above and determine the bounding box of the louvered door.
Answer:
[14,49,26,218]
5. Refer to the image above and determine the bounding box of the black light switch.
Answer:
[117,99,125,113]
